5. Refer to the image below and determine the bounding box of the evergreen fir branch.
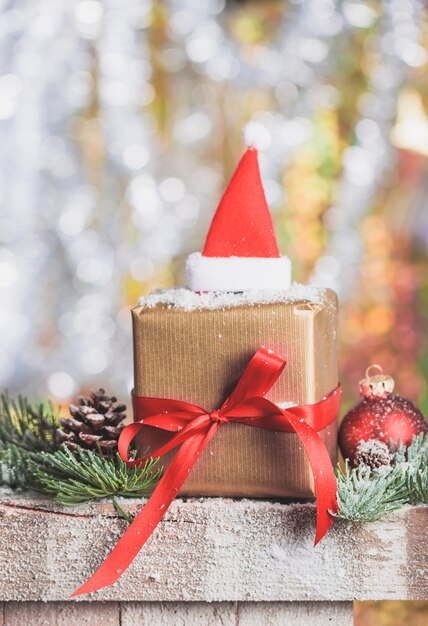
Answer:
[391,433,428,505]
[334,462,409,522]
[391,438,407,464]
[401,432,428,466]
[335,433,428,522]
[31,446,163,512]
[0,394,60,488]
[0,444,33,489]
[0,393,59,453]
[391,432,428,466]
[401,433,428,504]
[407,465,428,504]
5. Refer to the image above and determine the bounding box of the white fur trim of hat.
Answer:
[186,252,292,292]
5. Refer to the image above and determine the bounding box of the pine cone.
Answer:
[57,388,126,457]
[355,439,391,469]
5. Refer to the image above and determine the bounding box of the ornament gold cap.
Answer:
[359,364,395,399]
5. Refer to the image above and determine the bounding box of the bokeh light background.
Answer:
[1,0,428,622]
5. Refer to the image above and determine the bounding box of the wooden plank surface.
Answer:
[120,601,353,626]
[2,602,120,626]
[236,602,353,626]
[0,492,426,602]
[0,601,353,626]
[121,602,237,625]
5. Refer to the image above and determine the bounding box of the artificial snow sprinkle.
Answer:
[138,284,328,311]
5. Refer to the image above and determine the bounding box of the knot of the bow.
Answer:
[209,409,228,424]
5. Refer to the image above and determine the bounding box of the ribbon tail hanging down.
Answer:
[280,413,338,543]
[234,394,339,544]
[71,424,218,597]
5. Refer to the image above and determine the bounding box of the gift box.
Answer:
[132,287,339,498]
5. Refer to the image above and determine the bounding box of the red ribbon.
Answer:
[72,347,341,597]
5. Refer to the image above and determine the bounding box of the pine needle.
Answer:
[335,463,408,522]
[0,393,59,453]
[31,446,163,518]
[403,433,428,504]
[0,393,60,489]
[0,444,33,489]
[335,433,428,522]
[0,394,164,518]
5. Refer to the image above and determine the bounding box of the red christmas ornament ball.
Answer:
[339,365,428,465]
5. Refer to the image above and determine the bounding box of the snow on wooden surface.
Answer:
[0,492,426,602]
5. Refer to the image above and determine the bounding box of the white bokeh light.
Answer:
[48,372,77,398]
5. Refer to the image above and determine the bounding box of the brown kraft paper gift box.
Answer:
[132,287,339,499]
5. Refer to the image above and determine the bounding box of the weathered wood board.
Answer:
[0,492,426,603]
[0,601,354,626]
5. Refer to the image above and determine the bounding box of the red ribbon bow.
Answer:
[72,347,340,597]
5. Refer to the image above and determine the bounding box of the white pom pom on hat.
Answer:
[186,123,291,292]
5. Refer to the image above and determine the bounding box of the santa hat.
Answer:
[186,123,292,291]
